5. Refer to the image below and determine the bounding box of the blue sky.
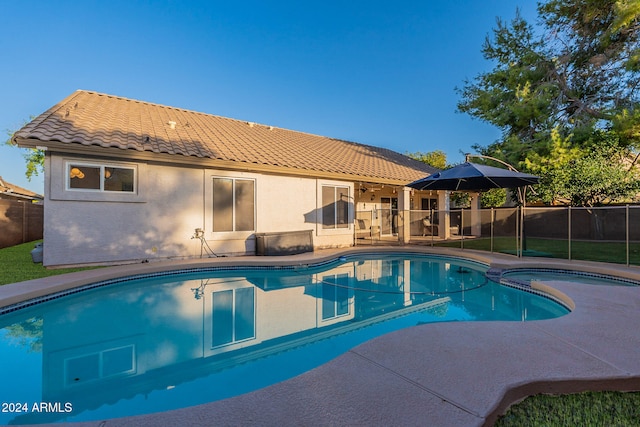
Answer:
[0,1,539,194]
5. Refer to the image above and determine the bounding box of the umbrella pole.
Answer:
[520,206,523,257]
[520,187,528,257]
[516,206,521,257]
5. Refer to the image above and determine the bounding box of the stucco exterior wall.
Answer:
[43,154,354,266]
[202,171,353,256]
[44,156,205,266]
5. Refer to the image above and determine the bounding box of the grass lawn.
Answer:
[1,241,639,425]
[0,240,97,286]
[495,391,640,426]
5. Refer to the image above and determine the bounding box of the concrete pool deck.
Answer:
[3,246,640,427]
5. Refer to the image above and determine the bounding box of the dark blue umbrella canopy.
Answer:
[406,162,539,191]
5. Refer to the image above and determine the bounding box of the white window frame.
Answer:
[211,176,256,234]
[210,286,256,349]
[316,180,353,235]
[65,161,137,193]
[64,344,136,387]
[320,273,353,322]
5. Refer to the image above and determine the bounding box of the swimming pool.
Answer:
[0,253,569,424]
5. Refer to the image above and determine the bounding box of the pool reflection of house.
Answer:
[13,258,452,421]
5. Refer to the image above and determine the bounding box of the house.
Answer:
[0,176,44,248]
[12,90,439,267]
[0,176,43,203]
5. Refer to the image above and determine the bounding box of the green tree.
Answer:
[4,317,43,353]
[407,150,447,169]
[457,1,640,205]
[457,10,557,160]
[519,125,640,205]
[565,139,639,206]
[540,0,640,140]
[4,120,44,181]
[450,189,507,208]
[481,188,508,208]
[522,127,583,204]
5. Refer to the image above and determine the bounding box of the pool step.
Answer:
[486,267,532,288]
[485,267,503,283]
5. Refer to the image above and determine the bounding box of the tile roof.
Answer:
[0,176,43,201]
[13,90,438,184]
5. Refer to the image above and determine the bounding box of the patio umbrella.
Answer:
[406,162,539,191]
[407,161,540,258]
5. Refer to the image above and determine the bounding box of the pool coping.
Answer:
[4,246,640,427]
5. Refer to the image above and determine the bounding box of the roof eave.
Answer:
[15,138,415,187]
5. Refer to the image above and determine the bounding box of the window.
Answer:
[322,186,349,229]
[64,345,135,386]
[67,162,135,193]
[212,177,255,232]
[211,287,256,347]
[321,274,351,320]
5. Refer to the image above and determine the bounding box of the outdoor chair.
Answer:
[422,217,438,236]
[356,219,380,239]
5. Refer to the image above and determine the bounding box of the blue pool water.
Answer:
[0,254,569,424]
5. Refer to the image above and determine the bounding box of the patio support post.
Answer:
[438,191,451,239]
[399,187,411,244]
[470,192,481,236]
[430,209,434,247]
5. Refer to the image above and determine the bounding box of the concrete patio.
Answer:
[3,247,640,427]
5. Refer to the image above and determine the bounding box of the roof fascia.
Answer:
[0,191,40,201]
